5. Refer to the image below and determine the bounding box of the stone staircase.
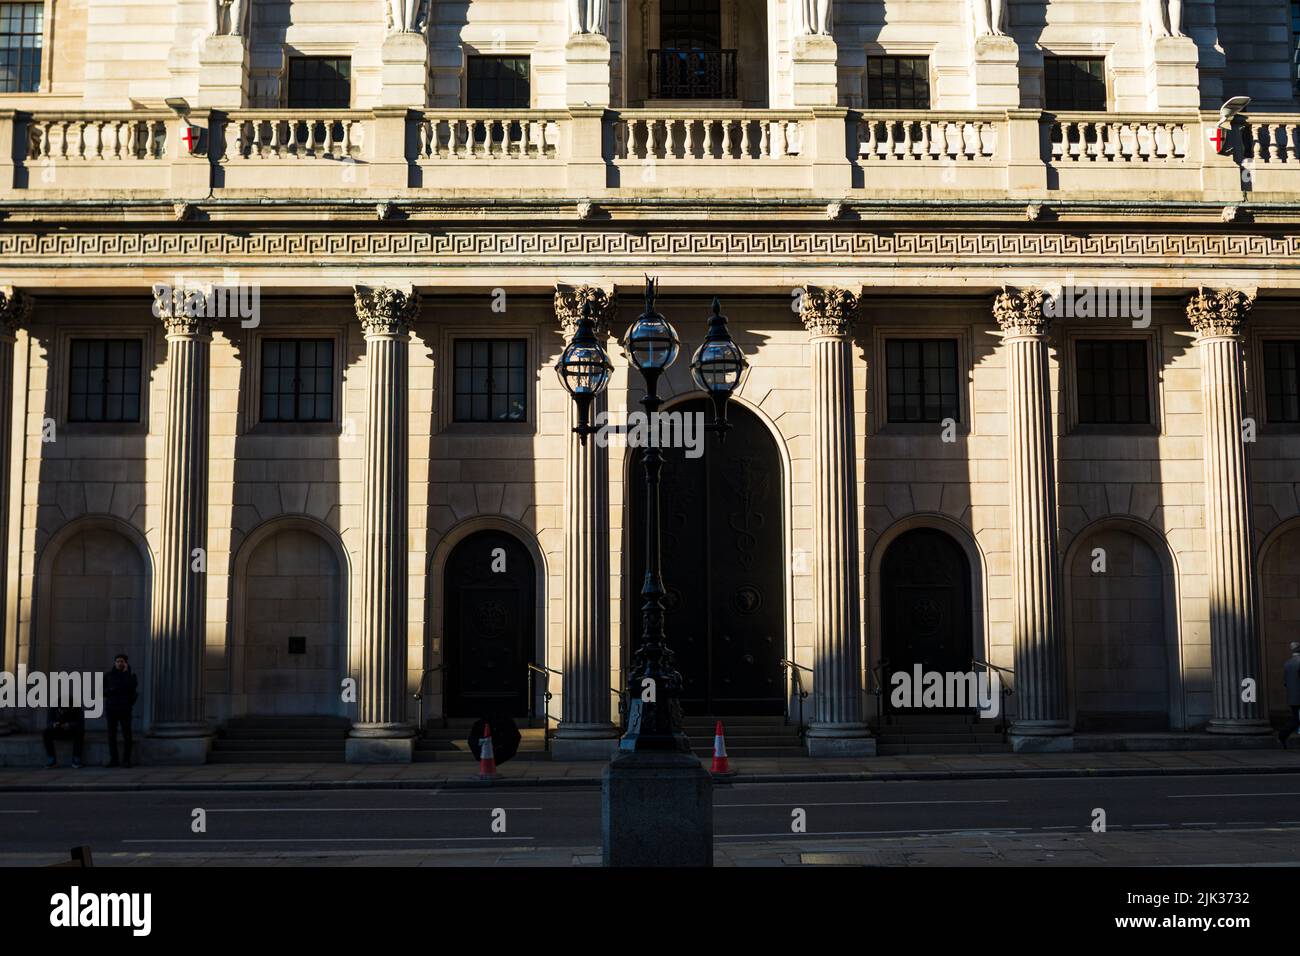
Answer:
[210,716,350,764]
[414,719,550,763]
[682,715,804,759]
[871,713,1010,755]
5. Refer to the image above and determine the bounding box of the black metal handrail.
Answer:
[971,658,1015,737]
[412,664,445,731]
[870,658,889,731]
[648,49,738,100]
[527,663,561,751]
[779,659,811,737]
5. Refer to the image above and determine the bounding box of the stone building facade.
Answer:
[0,0,1297,762]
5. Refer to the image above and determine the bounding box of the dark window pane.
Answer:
[466,56,531,109]
[1263,340,1300,424]
[866,56,930,109]
[287,57,351,109]
[260,338,334,423]
[1075,340,1150,425]
[1045,56,1107,111]
[67,339,142,423]
[0,2,41,93]
[884,338,960,424]
[453,338,528,423]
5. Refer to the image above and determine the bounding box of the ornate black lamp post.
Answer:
[559,278,748,752]
[559,277,747,866]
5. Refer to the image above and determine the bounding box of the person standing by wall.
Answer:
[1281,642,1300,749]
[104,653,139,768]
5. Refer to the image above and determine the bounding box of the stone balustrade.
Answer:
[613,110,806,161]
[2,107,1298,201]
[416,111,565,160]
[27,112,170,162]
[856,113,998,162]
[226,111,367,161]
[1048,114,1192,163]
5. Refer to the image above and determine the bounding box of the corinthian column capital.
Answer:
[1187,289,1255,338]
[152,285,219,337]
[800,286,858,337]
[0,287,32,339]
[354,285,420,336]
[554,285,616,339]
[992,287,1050,336]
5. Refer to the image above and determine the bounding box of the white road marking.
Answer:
[714,799,1008,808]
[122,836,536,844]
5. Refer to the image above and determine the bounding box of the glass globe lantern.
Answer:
[622,277,680,378]
[556,301,613,442]
[690,297,749,436]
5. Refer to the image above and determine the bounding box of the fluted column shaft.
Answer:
[555,288,618,743]
[353,287,418,738]
[151,308,213,735]
[995,290,1069,736]
[1188,290,1270,734]
[0,290,29,736]
[801,288,870,752]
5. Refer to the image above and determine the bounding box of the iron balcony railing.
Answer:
[648,49,737,100]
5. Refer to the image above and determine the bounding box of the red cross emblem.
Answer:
[182,124,199,154]
[1209,125,1227,155]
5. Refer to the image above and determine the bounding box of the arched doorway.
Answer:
[239,525,345,717]
[444,529,536,718]
[1067,527,1172,731]
[881,528,974,713]
[627,397,785,716]
[1261,522,1300,722]
[45,523,150,731]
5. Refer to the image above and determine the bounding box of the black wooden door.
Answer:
[881,529,972,713]
[629,398,785,715]
[445,530,535,718]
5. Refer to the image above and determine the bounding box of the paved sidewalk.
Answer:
[3,748,1299,791]
[4,828,1299,867]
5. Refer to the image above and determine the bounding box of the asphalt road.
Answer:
[2,772,1299,857]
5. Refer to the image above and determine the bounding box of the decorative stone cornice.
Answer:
[354,285,419,336]
[0,286,32,338]
[554,285,616,338]
[799,286,858,337]
[1186,288,1255,338]
[993,286,1050,336]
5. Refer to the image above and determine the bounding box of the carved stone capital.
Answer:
[993,286,1050,336]
[554,285,616,338]
[354,285,419,336]
[1187,289,1255,338]
[0,286,32,338]
[152,285,218,337]
[800,286,858,337]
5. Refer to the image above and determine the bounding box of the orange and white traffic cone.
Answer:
[710,720,733,775]
[478,722,497,779]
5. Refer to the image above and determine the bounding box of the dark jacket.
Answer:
[46,707,84,732]
[104,667,138,713]
[1284,654,1300,708]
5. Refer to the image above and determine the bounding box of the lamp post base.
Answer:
[602,749,713,867]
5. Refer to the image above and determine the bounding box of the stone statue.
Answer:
[971,0,1008,38]
[387,0,426,33]
[791,0,832,37]
[567,0,608,35]
[209,0,248,37]
[1144,0,1184,38]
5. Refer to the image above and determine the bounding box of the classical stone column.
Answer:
[0,289,30,737]
[349,286,419,763]
[552,286,620,759]
[150,290,215,763]
[994,288,1072,749]
[801,287,873,756]
[1187,290,1271,735]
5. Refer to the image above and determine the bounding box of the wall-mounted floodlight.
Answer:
[165,97,191,116]
[1218,96,1251,129]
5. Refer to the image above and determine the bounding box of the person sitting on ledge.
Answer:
[43,705,85,769]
